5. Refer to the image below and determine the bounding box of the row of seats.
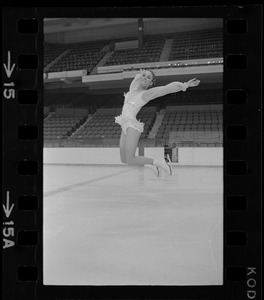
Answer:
[105,35,166,66]
[155,110,222,141]
[156,130,223,139]
[139,89,223,109]
[44,29,223,72]
[106,29,222,64]
[44,107,223,146]
[44,114,87,139]
[164,89,223,106]
[44,89,222,112]
[72,112,156,139]
[169,29,222,60]
[44,92,86,107]
[48,41,107,73]
[72,114,120,139]
[162,111,222,121]
[44,43,68,67]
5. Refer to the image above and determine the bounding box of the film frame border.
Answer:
[1,5,262,300]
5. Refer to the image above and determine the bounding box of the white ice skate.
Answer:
[145,164,161,177]
[166,154,173,175]
[153,155,172,176]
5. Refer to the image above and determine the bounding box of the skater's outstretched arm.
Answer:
[141,78,200,103]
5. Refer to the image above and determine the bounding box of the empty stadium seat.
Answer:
[44,113,88,139]
[155,105,222,145]
[48,41,107,73]
[169,29,222,61]
[105,34,166,66]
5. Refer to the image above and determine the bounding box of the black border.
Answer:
[2,5,262,300]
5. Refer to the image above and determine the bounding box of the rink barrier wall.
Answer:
[178,147,223,166]
[44,147,223,166]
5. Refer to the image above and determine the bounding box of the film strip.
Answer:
[2,6,262,300]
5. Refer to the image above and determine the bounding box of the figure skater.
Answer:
[115,69,200,176]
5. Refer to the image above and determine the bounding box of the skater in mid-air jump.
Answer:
[115,69,200,176]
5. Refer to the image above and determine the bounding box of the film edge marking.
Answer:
[3,191,15,249]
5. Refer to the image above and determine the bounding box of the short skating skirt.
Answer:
[115,114,144,135]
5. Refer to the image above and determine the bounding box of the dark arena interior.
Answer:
[44,18,223,155]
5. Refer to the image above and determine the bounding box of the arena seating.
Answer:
[73,110,156,140]
[44,43,68,68]
[105,34,166,65]
[44,106,223,147]
[44,114,88,139]
[155,109,223,146]
[72,113,119,139]
[48,41,107,73]
[138,112,156,139]
[105,29,222,66]
[44,92,86,107]
[100,94,124,108]
[44,88,223,147]
[167,89,223,105]
[44,29,222,73]
[140,89,223,112]
[169,29,222,60]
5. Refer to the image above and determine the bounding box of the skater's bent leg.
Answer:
[125,128,154,166]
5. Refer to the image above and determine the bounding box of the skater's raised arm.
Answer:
[141,78,200,103]
[129,69,144,91]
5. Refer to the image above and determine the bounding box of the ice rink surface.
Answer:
[44,164,223,286]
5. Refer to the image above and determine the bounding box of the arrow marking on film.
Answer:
[3,191,14,218]
[3,51,16,78]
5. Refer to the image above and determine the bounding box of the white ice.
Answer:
[43,164,223,286]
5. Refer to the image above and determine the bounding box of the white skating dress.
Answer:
[115,80,188,135]
[115,90,146,135]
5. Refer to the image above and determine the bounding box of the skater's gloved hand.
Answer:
[134,69,145,80]
[134,69,146,81]
[186,78,200,87]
